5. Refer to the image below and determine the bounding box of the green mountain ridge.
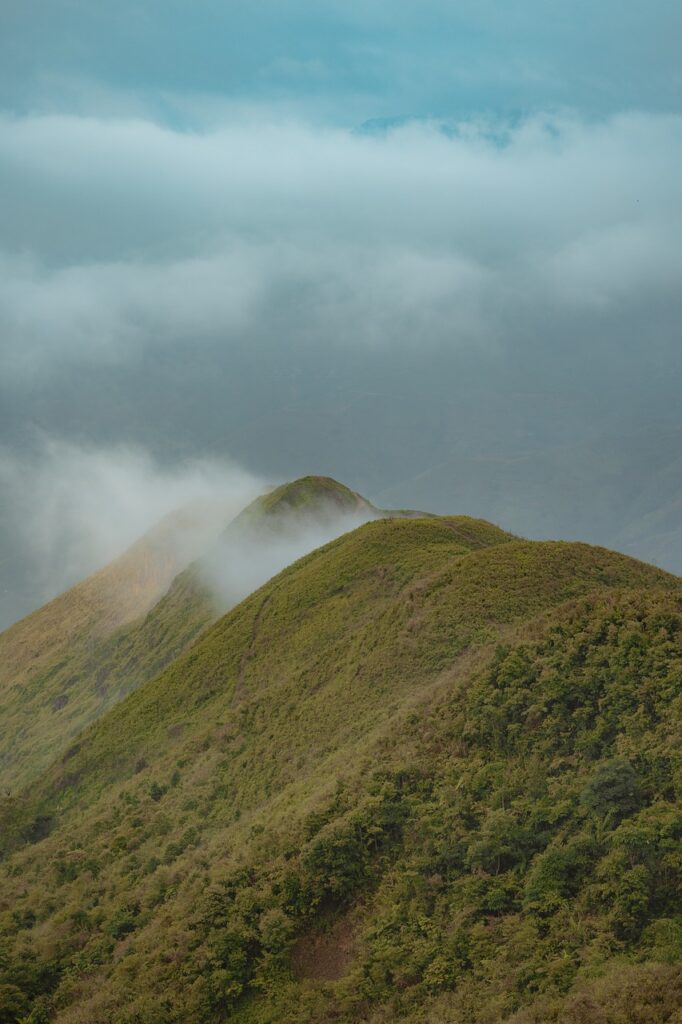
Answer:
[0,495,680,1024]
[0,477,417,791]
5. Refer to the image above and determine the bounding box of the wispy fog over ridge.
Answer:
[200,505,379,613]
[0,441,263,619]
[0,438,379,629]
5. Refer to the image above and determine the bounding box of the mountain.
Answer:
[231,475,378,524]
[0,504,680,1024]
[0,477,415,791]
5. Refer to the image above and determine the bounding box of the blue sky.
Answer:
[3,0,682,123]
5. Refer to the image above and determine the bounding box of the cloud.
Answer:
[0,249,267,373]
[200,506,378,612]
[0,439,263,605]
[0,437,379,626]
[0,110,680,376]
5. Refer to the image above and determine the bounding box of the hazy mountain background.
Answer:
[1,0,681,628]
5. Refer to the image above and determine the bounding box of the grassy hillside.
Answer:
[0,504,228,793]
[0,515,679,1024]
[0,501,231,684]
[0,477,407,791]
[0,566,218,792]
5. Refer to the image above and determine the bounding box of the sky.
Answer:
[1,1,681,626]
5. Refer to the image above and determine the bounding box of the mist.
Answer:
[0,439,263,621]
[199,505,379,613]
[0,439,381,631]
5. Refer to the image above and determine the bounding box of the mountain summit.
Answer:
[233,475,377,523]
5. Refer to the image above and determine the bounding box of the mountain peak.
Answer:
[232,475,376,526]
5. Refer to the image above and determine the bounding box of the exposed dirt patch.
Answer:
[291,914,357,981]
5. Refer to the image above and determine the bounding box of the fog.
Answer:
[0,440,263,615]
[199,506,379,612]
[0,439,380,629]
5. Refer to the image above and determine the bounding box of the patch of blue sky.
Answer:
[1,1,680,126]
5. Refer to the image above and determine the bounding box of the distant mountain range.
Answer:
[0,476,680,1024]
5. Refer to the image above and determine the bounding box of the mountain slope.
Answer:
[0,500,232,686]
[0,476,408,791]
[0,517,679,1024]
[0,503,230,793]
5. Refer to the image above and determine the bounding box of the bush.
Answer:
[524,838,597,914]
[581,759,642,827]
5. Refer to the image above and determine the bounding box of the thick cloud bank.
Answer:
[0,111,680,375]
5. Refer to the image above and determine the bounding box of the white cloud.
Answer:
[0,109,680,374]
[0,439,263,603]
[200,506,378,612]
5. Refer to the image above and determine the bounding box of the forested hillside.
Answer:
[0,509,679,1023]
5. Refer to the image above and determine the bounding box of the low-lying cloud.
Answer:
[0,439,380,628]
[0,439,263,608]
[200,506,379,612]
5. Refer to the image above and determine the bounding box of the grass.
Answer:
[232,476,377,524]
[0,477,409,792]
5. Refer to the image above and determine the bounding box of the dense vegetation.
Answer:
[0,484,679,1023]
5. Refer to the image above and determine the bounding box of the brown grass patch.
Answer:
[291,913,358,982]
